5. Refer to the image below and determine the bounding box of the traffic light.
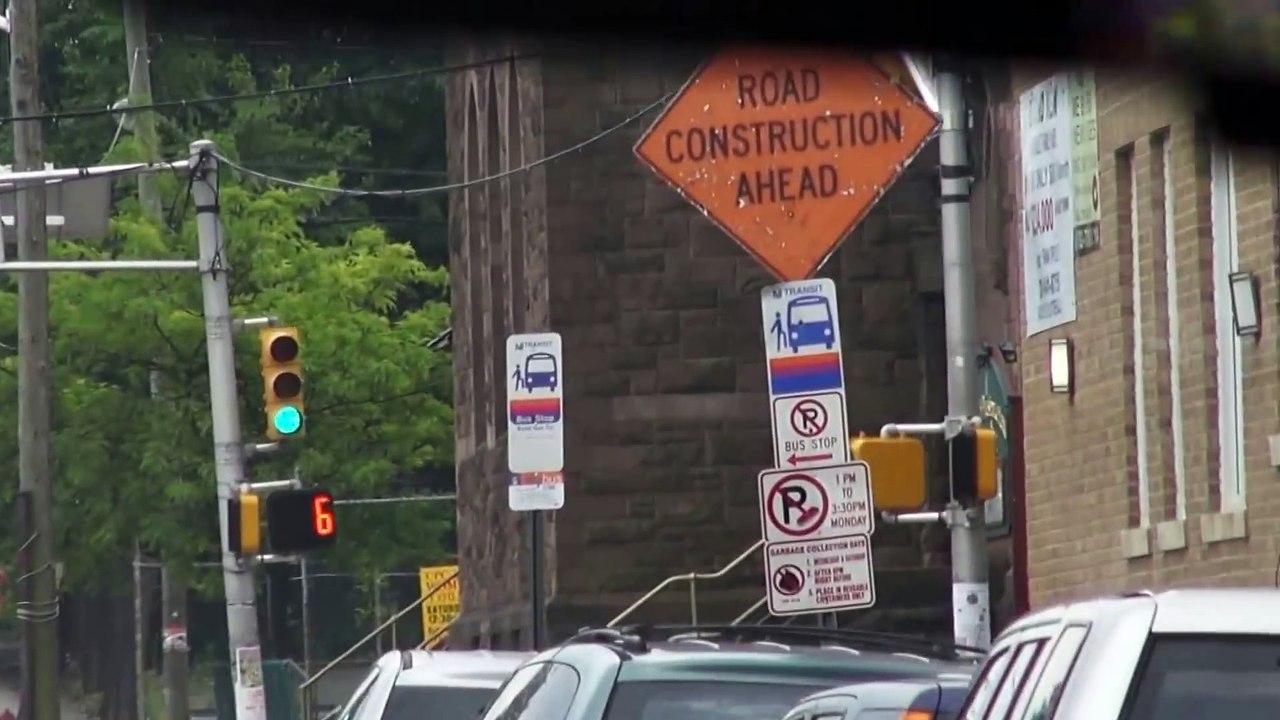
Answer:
[850,434,927,510]
[949,427,999,503]
[265,488,337,554]
[260,326,305,440]
[227,491,261,557]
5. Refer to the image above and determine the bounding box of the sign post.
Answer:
[505,332,565,649]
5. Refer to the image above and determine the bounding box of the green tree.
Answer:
[0,0,456,582]
[0,13,455,708]
[0,171,454,589]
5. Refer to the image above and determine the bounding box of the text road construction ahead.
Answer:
[634,47,940,283]
[661,68,906,206]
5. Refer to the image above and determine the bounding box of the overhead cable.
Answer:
[210,90,676,198]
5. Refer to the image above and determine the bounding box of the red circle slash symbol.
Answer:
[766,474,829,537]
[789,399,828,438]
[773,565,804,596]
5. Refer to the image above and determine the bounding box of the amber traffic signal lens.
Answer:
[269,336,300,363]
[272,372,302,399]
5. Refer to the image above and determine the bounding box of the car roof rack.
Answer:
[639,624,986,661]
[565,626,649,655]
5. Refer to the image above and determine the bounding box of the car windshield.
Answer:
[380,685,498,720]
[1124,635,1280,719]
[603,681,828,720]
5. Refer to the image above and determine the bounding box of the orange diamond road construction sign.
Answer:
[635,47,941,282]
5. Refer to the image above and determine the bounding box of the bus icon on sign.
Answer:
[523,352,559,392]
[786,296,834,352]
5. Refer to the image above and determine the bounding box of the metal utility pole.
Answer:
[133,545,147,720]
[300,559,311,675]
[190,140,267,720]
[936,60,992,650]
[9,0,62,717]
[530,515,546,648]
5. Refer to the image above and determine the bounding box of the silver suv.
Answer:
[956,588,1280,720]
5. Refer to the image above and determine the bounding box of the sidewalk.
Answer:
[0,681,90,720]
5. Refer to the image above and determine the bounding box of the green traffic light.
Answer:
[272,406,303,435]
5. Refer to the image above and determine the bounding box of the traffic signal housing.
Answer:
[227,491,261,557]
[850,435,927,510]
[265,488,337,554]
[260,326,305,440]
[949,427,999,503]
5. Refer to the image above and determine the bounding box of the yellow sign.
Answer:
[419,565,460,647]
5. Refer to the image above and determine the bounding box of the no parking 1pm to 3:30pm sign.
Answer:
[757,461,878,616]
[506,332,566,511]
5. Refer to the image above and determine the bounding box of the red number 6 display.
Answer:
[312,492,335,537]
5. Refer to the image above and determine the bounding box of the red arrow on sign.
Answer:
[787,452,833,466]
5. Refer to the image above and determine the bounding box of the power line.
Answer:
[2,53,534,124]
[211,90,676,198]
[150,33,403,51]
[249,161,447,178]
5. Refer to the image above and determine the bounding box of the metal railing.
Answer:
[607,540,764,627]
[299,569,459,720]
[730,596,767,625]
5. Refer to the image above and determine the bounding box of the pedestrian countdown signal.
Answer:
[266,488,337,553]
[260,326,306,439]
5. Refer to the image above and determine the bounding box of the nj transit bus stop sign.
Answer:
[506,332,566,511]
[761,278,850,471]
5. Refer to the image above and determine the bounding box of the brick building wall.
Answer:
[1007,66,1280,607]
[444,41,1021,646]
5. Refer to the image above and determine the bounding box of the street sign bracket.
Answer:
[0,259,198,272]
[233,316,282,333]
[242,479,302,493]
[879,416,981,441]
[881,510,946,525]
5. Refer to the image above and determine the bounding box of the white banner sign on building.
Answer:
[1020,74,1078,336]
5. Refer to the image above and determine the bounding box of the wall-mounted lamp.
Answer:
[998,342,1018,364]
[1229,270,1261,338]
[1049,338,1073,396]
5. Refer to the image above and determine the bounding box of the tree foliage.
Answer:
[0,0,456,596]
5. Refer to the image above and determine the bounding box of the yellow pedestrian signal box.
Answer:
[949,427,999,503]
[260,327,305,440]
[227,492,261,557]
[849,435,926,510]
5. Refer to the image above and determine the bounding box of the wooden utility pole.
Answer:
[123,2,189,719]
[122,0,161,216]
[8,0,62,718]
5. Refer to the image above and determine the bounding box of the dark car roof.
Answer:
[802,675,974,702]
[791,676,974,716]
[615,639,977,685]
[534,626,980,690]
